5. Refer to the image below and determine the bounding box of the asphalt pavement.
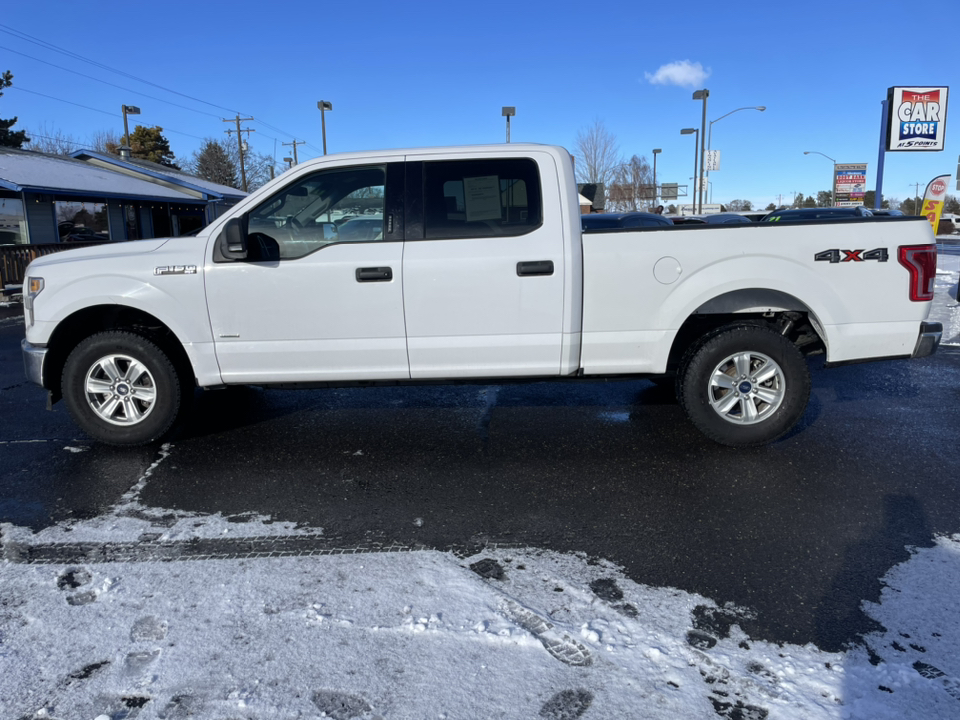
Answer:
[2,297,959,655]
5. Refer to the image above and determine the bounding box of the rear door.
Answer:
[401,152,566,378]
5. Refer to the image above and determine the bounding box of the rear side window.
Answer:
[423,158,542,239]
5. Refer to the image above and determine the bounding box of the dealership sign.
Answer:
[886,86,949,151]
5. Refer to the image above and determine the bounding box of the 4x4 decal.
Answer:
[815,248,888,263]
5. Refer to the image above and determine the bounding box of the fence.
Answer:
[0,242,104,293]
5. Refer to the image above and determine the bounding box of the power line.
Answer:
[0,23,242,116]
[10,86,207,141]
[1,23,322,151]
[0,45,223,120]
[10,86,115,117]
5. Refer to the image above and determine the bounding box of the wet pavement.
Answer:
[2,297,959,653]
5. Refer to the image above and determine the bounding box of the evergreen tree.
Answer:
[0,71,29,149]
[191,139,239,188]
[110,125,179,168]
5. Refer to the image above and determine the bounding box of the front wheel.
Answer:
[678,325,811,447]
[62,331,184,446]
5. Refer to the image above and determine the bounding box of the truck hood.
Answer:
[26,238,173,270]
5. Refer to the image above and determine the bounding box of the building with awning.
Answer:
[0,146,244,246]
[71,149,246,228]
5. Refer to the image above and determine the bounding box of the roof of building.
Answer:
[70,150,246,200]
[0,147,203,202]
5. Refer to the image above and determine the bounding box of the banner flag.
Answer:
[920,174,952,234]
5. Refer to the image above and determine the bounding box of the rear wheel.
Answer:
[679,324,810,447]
[62,331,183,446]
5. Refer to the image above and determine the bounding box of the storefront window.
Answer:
[55,200,109,243]
[125,205,140,240]
[0,196,27,245]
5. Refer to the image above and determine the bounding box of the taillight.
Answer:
[898,245,937,301]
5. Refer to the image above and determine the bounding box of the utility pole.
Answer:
[282,139,305,166]
[223,115,255,192]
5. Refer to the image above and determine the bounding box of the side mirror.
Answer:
[318,222,339,241]
[218,217,247,260]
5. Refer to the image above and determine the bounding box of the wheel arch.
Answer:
[44,304,194,402]
[663,289,828,375]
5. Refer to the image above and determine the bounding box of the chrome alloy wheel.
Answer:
[707,351,786,425]
[83,354,158,426]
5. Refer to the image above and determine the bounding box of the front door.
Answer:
[401,153,566,379]
[205,161,409,384]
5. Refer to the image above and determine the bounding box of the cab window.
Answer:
[422,158,542,239]
[246,166,386,260]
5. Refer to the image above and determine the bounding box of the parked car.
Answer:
[581,212,673,231]
[336,216,384,242]
[935,214,955,235]
[870,209,905,217]
[21,143,941,449]
[940,213,959,234]
[62,227,111,243]
[699,213,754,225]
[762,206,874,222]
[728,211,767,222]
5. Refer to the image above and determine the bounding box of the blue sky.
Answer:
[1,0,956,209]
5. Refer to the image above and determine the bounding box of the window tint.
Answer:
[247,165,386,260]
[423,158,542,239]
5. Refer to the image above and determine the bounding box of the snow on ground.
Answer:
[2,447,960,719]
[932,244,960,345]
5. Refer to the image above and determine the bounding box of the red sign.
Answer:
[903,90,940,105]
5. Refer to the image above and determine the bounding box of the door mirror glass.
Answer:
[219,217,247,260]
[317,222,339,242]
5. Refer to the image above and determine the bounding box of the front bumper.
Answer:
[912,321,942,358]
[22,339,47,387]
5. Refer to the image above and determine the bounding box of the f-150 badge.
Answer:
[154,265,197,275]
[815,248,888,263]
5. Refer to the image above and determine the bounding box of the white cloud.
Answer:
[644,60,711,88]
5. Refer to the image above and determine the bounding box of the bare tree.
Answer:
[607,155,654,211]
[89,129,123,154]
[25,124,81,155]
[573,119,622,186]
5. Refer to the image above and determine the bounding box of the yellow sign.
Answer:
[920,174,951,234]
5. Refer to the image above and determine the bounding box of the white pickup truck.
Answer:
[21,144,941,447]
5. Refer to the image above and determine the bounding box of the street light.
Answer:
[707,106,765,198]
[692,89,709,213]
[121,104,140,153]
[317,101,333,155]
[283,156,293,169]
[502,106,516,143]
[652,149,661,208]
[804,150,836,206]
[681,128,699,214]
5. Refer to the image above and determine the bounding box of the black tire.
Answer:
[678,324,810,447]
[62,331,183,446]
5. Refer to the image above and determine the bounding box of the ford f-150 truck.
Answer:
[21,144,942,447]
